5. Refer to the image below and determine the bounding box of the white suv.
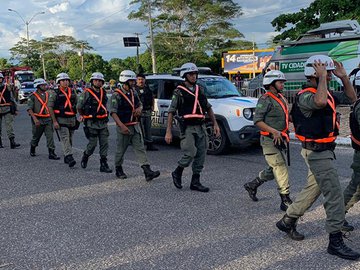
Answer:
[146,71,259,154]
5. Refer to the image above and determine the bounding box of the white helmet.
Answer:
[263,70,286,86]
[90,72,105,82]
[0,73,3,79]
[119,70,136,83]
[34,78,47,88]
[304,55,335,77]
[180,62,198,78]
[56,72,70,84]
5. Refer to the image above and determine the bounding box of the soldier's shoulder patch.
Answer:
[256,103,263,108]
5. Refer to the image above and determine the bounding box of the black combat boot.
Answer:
[327,231,360,260]
[81,152,90,168]
[30,145,36,156]
[276,214,305,241]
[172,166,184,189]
[342,220,355,232]
[141,165,160,181]
[0,137,3,148]
[65,155,76,167]
[115,166,127,179]
[190,174,209,193]
[146,143,158,151]
[280,193,293,211]
[100,156,112,173]
[9,137,20,149]
[243,177,265,201]
[48,149,60,160]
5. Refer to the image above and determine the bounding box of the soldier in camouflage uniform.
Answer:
[341,90,360,231]
[27,78,59,160]
[276,55,360,261]
[48,73,78,167]
[110,70,160,181]
[243,70,292,211]
[0,73,20,149]
[165,63,220,192]
[77,72,112,173]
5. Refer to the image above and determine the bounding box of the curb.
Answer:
[289,133,351,146]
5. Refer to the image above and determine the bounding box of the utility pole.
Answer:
[41,44,46,80]
[252,38,256,79]
[148,0,157,74]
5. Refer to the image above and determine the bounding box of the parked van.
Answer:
[247,20,360,102]
[146,69,259,154]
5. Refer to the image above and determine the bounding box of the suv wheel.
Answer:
[206,122,227,155]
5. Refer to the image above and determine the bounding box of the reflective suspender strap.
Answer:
[0,84,11,106]
[115,89,138,126]
[85,88,108,119]
[56,87,75,116]
[259,92,290,142]
[33,92,50,117]
[177,85,205,119]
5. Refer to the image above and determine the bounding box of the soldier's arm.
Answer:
[165,89,180,144]
[26,96,40,125]
[77,91,87,116]
[333,60,356,103]
[312,61,329,107]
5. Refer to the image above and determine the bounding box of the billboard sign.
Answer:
[222,49,274,74]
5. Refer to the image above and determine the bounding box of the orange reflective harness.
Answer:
[32,91,50,118]
[54,87,76,116]
[260,92,290,142]
[0,84,11,106]
[115,89,138,126]
[83,88,108,119]
[177,85,205,120]
[295,88,338,143]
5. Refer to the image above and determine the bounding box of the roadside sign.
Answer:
[280,61,306,73]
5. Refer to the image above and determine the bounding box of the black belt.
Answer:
[301,141,336,152]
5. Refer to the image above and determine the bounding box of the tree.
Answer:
[129,0,247,71]
[271,0,360,42]
[0,58,11,70]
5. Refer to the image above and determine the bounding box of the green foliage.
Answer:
[271,0,360,42]
[128,0,251,71]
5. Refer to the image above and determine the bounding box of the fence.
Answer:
[238,80,342,104]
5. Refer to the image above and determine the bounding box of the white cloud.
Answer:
[0,0,316,61]
[48,2,70,14]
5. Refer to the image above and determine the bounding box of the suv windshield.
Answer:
[198,77,242,98]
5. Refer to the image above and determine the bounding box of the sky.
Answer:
[0,0,314,61]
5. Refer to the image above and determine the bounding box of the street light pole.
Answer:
[8,9,45,48]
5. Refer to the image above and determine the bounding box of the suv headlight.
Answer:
[243,108,253,120]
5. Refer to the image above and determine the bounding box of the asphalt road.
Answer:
[0,104,359,270]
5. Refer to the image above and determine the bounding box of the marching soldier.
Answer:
[342,89,360,231]
[276,55,360,260]
[135,73,158,151]
[48,73,78,167]
[110,70,160,181]
[0,72,20,149]
[27,78,60,159]
[77,72,112,173]
[165,62,220,192]
[244,70,292,211]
